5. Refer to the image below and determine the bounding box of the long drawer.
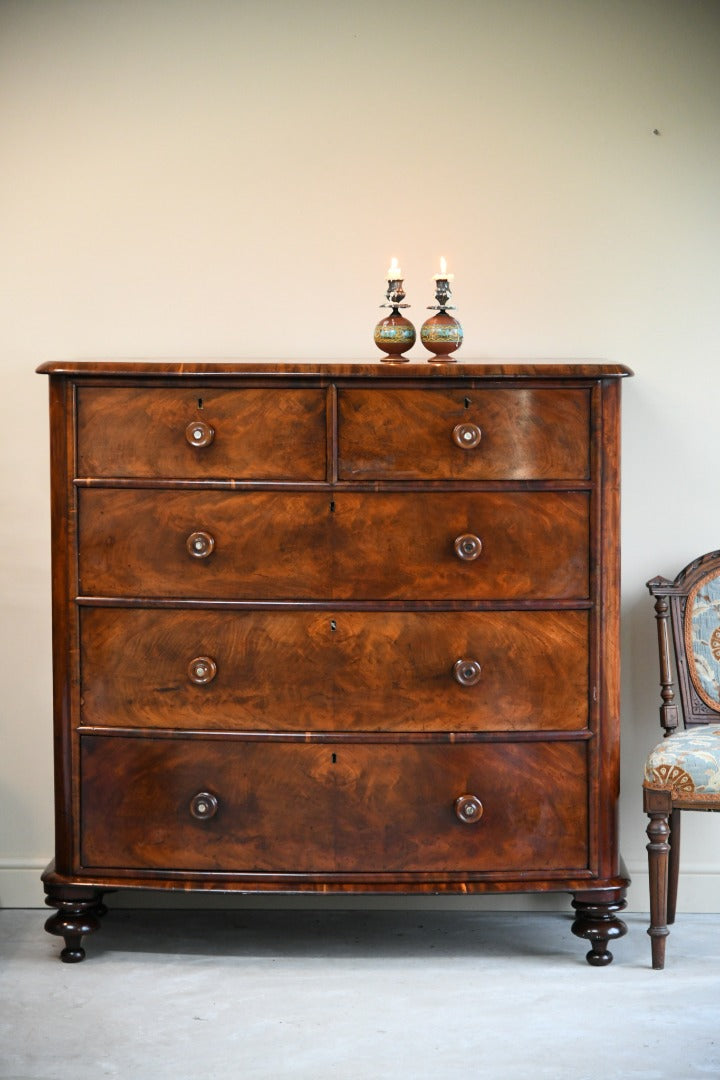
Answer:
[338,387,590,480]
[78,489,590,600]
[76,387,327,480]
[79,608,590,732]
[79,736,589,874]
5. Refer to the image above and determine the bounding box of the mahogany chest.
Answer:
[38,361,631,963]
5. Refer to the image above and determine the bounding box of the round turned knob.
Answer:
[453,658,482,687]
[454,533,482,561]
[185,420,215,448]
[186,530,215,559]
[454,794,483,824]
[452,422,482,449]
[190,792,218,821]
[187,656,217,685]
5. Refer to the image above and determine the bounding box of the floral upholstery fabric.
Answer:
[644,725,720,794]
[686,571,720,709]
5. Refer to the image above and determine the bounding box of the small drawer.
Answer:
[79,608,589,733]
[338,387,590,480]
[79,736,589,874]
[77,489,589,601]
[76,387,327,480]
[77,489,333,599]
[332,491,589,601]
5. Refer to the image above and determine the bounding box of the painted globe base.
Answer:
[421,312,463,361]
[374,313,416,361]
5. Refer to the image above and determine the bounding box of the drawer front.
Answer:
[80,736,589,873]
[333,492,589,600]
[338,388,590,480]
[76,387,327,480]
[78,490,333,599]
[80,608,589,732]
[78,490,589,600]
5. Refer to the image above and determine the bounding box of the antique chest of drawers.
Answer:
[38,360,631,963]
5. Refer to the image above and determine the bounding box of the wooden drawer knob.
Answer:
[452,422,482,449]
[185,420,215,448]
[453,658,482,686]
[190,792,218,821]
[186,530,215,559]
[187,656,217,685]
[454,533,482,561]
[454,794,483,824]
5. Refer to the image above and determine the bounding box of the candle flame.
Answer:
[388,257,400,276]
[440,256,447,276]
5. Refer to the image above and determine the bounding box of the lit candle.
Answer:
[387,257,402,280]
[433,256,454,282]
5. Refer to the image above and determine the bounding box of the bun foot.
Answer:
[44,887,107,963]
[571,892,628,967]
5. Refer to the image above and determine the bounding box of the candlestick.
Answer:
[421,265,463,361]
[373,265,416,361]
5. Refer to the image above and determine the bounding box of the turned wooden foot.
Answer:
[571,892,628,966]
[44,887,108,963]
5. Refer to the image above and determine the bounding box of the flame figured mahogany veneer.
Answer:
[38,360,631,964]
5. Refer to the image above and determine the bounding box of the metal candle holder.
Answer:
[421,276,463,361]
[373,278,416,362]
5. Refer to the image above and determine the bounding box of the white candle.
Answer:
[387,257,402,279]
[433,256,454,282]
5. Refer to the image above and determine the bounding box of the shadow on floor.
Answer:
[60,906,590,963]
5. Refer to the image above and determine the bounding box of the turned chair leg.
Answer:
[667,808,681,925]
[646,808,671,969]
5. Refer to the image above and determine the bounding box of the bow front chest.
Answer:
[38,361,631,963]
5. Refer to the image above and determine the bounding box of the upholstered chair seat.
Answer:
[645,725,720,798]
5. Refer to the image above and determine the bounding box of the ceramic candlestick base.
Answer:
[421,276,463,361]
[374,278,416,361]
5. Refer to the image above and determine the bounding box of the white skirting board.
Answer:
[4,860,720,912]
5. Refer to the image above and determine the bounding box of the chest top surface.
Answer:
[38,359,633,379]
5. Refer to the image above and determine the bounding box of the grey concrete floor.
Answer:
[1,907,719,1080]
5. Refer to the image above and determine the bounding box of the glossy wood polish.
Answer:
[38,361,631,963]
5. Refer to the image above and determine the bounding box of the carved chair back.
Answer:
[648,549,720,737]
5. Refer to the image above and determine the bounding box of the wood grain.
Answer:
[79,608,590,732]
[78,489,590,600]
[80,735,589,874]
[76,387,327,480]
[38,360,633,379]
[338,387,590,479]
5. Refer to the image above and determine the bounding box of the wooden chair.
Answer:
[644,550,720,968]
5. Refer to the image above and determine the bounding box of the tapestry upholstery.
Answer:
[686,571,720,710]
[644,725,720,795]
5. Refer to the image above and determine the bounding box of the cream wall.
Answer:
[1,0,719,912]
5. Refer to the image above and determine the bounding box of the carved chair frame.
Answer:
[644,549,720,968]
